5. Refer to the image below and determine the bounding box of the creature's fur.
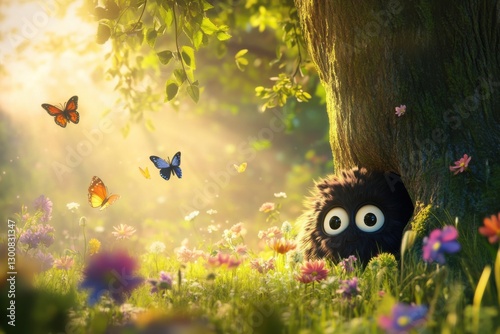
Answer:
[297,167,414,264]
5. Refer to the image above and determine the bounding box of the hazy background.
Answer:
[0,0,331,252]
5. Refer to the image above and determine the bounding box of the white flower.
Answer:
[185,210,200,221]
[281,221,292,233]
[274,192,287,198]
[66,202,80,211]
[148,241,166,254]
[206,209,218,215]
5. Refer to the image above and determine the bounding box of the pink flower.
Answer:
[175,246,204,263]
[449,154,471,175]
[230,222,247,237]
[111,224,137,240]
[53,256,74,270]
[250,258,275,273]
[234,244,248,256]
[257,226,283,241]
[259,202,275,212]
[206,252,241,269]
[395,105,406,117]
[297,260,329,283]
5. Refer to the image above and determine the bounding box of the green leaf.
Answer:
[235,49,248,58]
[146,28,157,47]
[201,0,214,10]
[187,82,200,103]
[192,30,204,50]
[96,23,111,44]
[165,80,179,101]
[181,46,196,69]
[173,69,187,84]
[216,31,231,41]
[201,17,218,35]
[157,50,174,65]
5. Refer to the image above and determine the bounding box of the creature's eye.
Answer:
[355,205,385,232]
[323,207,349,235]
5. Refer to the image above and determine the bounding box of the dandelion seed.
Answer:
[449,154,471,175]
[148,241,166,254]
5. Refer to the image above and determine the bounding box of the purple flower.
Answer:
[339,255,357,273]
[19,224,55,249]
[337,277,360,299]
[148,271,173,293]
[80,250,144,305]
[422,225,460,264]
[34,195,53,222]
[378,303,428,334]
[33,250,54,272]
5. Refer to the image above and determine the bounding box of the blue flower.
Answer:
[33,195,53,223]
[422,225,460,264]
[148,271,173,293]
[378,303,427,334]
[336,277,360,299]
[80,250,143,305]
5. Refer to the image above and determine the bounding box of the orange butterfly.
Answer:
[88,176,120,210]
[42,95,79,128]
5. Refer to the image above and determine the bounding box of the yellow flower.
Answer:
[88,238,101,255]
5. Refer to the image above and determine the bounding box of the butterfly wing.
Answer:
[42,103,68,128]
[64,96,79,124]
[170,152,182,178]
[139,166,151,179]
[150,155,173,180]
[99,194,120,211]
[88,176,107,208]
[234,162,247,173]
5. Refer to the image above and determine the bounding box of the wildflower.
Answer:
[206,252,241,269]
[297,260,329,283]
[337,277,361,299]
[54,256,74,270]
[79,216,87,227]
[111,224,137,240]
[258,226,283,241]
[395,104,406,117]
[19,224,55,249]
[281,221,292,233]
[229,222,247,238]
[288,250,304,265]
[274,192,287,198]
[207,224,219,233]
[378,303,428,334]
[259,202,275,213]
[449,154,471,175]
[184,210,199,221]
[66,202,80,211]
[339,255,357,273]
[148,241,166,254]
[31,250,54,272]
[422,225,461,264]
[479,212,500,244]
[250,258,275,274]
[80,250,143,305]
[234,244,248,256]
[175,246,204,263]
[268,237,297,254]
[88,238,101,255]
[148,271,173,293]
[206,209,218,215]
[33,195,53,222]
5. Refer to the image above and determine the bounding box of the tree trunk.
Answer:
[295,0,500,219]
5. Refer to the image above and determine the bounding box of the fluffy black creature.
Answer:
[297,167,414,265]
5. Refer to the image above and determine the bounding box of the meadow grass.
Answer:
[2,202,500,334]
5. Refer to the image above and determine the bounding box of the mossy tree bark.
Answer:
[295,0,500,219]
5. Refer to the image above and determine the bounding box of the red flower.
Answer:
[479,213,500,244]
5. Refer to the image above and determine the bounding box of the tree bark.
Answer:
[295,0,500,217]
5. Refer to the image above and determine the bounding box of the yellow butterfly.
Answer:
[88,176,120,210]
[139,166,151,179]
[233,162,247,173]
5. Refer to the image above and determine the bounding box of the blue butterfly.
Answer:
[150,152,182,180]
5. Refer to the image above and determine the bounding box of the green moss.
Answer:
[410,202,440,237]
